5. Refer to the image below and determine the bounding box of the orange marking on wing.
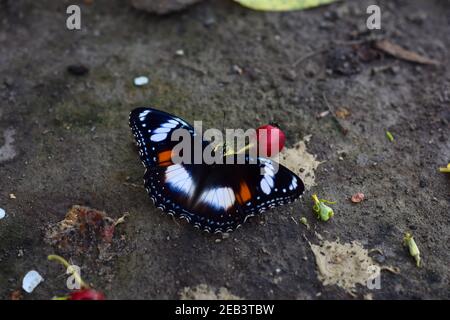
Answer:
[158,150,173,166]
[237,181,251,204]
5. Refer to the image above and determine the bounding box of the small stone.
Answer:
[316,110,330,119]
[282,69,296,81]
[67,64,89,76]
[9,193,16,199]
[133,76,149,86]
[203,14,216,27]
[373,253,385,264]
[22,270,44,293]
[175,49,185,56]
[232,65,243,75]
[419,179,427,188]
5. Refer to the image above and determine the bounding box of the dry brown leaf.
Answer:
[351,192,365,203]
[335,107,351,119]
[375,39,439,65]
[10,289,23,300]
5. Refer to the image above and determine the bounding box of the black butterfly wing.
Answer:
[236,157,305,217]
[144,163,243,232]
[129,107,305,232]
[144,155,305,233]
[129,107,195,168]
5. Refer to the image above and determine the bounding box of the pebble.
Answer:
[232,65,243,75]
[175,49,185,56]
[0,208,5,219]
[373,253,386,264]
[133,76,149,86]
[22,270,44,293]
[67,64,89,76]
[419,179,427,188]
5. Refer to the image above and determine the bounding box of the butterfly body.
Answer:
[129,107,305,233]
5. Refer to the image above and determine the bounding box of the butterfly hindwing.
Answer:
[143,155,304,232]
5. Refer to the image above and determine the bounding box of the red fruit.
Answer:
[256,124,286,157]
[69,289,105,300]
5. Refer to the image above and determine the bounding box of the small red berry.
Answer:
[256,124,286,157]
[69,289,105,300]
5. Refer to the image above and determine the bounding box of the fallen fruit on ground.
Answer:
[256,124,286,157]
[69,289,105,300]
[312,194,335,221]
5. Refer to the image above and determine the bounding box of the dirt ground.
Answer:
[0,0,449,300]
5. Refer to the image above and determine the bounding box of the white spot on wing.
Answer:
[162,122,177,128]
[153,127,172,134]
[151,133,168,142]
[165,164,195,197]
[200,187,235,210]
[139,110,150,121]
[260,179,271,195]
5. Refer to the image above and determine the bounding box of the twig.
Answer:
[123,182,145,189]
[292,38,380,67]
[322,93,348,135]
[293,48,329,67]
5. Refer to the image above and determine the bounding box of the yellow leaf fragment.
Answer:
[234,0,336,12]
[403,233,421,267]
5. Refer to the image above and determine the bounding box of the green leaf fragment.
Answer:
[439,163,450,173]
[300,216,310,229]
[386,130,394,142]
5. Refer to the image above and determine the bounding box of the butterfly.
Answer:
[129,107,305,233]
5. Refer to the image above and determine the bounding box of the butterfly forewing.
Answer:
[129,107,195,168]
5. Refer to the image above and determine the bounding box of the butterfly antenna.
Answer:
[222,109,228,153]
